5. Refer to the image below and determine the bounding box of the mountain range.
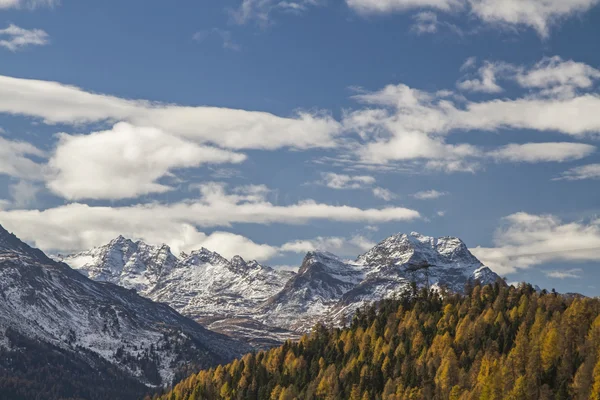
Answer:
[0,224,250,400]
[57,231,502,345]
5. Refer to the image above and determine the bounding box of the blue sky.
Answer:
[0,0,599,295]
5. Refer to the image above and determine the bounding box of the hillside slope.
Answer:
[0,224,250,400]
[158,283,600,400]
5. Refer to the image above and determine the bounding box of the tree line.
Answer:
[155,282,600,399]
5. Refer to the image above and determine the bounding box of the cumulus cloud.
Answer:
[468,0,600,38]
[412,190,447,200]
[343,57,600,169]
[195,231,279,261]
[489,142,596,163]
[457,61,504,93]
[0,136,45,180]
[471,212,600,275]
[515,56,600,90]
[0,24,49,51]
[46,123,246,200]
[556,163,600,181]
[346,0,600,37]
[0,74,342,151]
[280,235,376,258]
[0,182,420,253]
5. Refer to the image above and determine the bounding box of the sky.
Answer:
[0,0,599,295]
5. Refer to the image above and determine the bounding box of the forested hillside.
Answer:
[156,283,600,400]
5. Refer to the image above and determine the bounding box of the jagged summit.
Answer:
[259,232,502,331]
[357,232,481,271]
[58,235,295,325]
[60,231,502,341]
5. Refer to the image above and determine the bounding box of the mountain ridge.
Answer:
[58,231,503,345]
[0,224,251,399]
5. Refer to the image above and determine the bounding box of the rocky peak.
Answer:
[298,251,344,275]
[357,232,481,271]
[109,234,134,246]
[0,223,51,263]
[184,247,229,267]
[230,255,249,272]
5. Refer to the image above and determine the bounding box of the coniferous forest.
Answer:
[155,283,600,400]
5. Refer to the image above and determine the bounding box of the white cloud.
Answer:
[556,163,600,181]
[515,56,600,90]
[317,173,396,201]
[0,0,58,9]
[318,172,376,189]
[9,180,41,208]
[0,136,45,180]
[230,0,322,25]
[471,212,600,275]
[460,56,477,71]
[46,123,247,200]
[0,200,10,210]
[545,268,583,279]
[271,264,299,272]
[280,235,376,257]
[412,190,447,200]
[343,57,600,169]
[0,74,342,151]
[468,0,600,38]
[209,167,242,179]
[346,0,463,14]
[411,11,439,34]
[489,142,596,163]
[196,231,278,261]
[372,187,396,201]
[0,182,420,253]
[457,62,504,93]
[347,0,600,37]
[0,24,48,51]
[193,29,241,51]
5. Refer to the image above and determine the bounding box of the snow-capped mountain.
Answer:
[57,243,295,321]
[260,232,500,331]
[56,235,179,295]
[0,224,250,399]
[60,231,502,344]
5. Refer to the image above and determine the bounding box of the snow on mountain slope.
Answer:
[60,231,502,342]
[58,241,294,321]
[261,232,502,331]
[56,236,178,295]
[149,249,294,320]
[0,224,250,392]
[258,251,366,331]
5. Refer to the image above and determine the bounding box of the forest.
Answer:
[155,282,600,400]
